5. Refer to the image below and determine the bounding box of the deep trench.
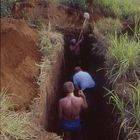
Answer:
[47,30,123,140]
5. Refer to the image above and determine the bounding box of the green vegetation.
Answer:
[106,83,140,140]
[37,24,64,85]
[1,0,16,17]
[106,89,126,120]
[131,83,140,129]
[96,3,140,139]
[133,18,140,40]
[0,90,34,140]
[26,16,44,30]
[94,0,140,19]
[39,23,63,58]
[52,0,86,9]
[106,33,140,84]
[94,18,122,36]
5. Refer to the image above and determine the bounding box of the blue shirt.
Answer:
[73,71,96,90]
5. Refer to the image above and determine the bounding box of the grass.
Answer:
[131,17,140,40]
[131,83,140,129]
[94,18,122,36]
[0,90,63,140]
[37,23,64,86]
[106,83,140,140]
[0,90,35,140]
[106,33,140,84]
[94,0,140,19]
[1,0,16,17]
[105,88,126,119]
[39,23,64,58]
[25,16,44,30]
[52,0,87,9]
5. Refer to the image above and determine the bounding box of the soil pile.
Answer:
[0,18,41,109]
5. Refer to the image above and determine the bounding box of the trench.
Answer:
[44,29,124,140]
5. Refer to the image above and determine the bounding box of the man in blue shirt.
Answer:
[73,66,96,139]
[73,66,96,108]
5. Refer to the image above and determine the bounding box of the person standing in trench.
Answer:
[73,66,96,108]
[69,36,84,67]
[59,81,87,140]
[72,66,96,139]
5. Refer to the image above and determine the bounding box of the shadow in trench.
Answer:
[61,32,119,140]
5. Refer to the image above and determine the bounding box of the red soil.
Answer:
[0,1,103,109]
[0,18,41,109]
[13,0,102,28]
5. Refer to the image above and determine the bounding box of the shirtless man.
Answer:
[70,38,83,57]
[69,36,83,66]
[59,81,87,140]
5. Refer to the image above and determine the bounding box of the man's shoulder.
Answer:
[59,97,66,103]
[74,71,83,77]
[74,96,83,102]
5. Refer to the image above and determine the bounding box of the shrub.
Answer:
[106,33,140,84]
[1,0,16,17]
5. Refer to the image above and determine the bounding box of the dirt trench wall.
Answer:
[0,18,41,109]
[32,33,64,131]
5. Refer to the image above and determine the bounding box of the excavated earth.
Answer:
[1,0,103,109]
[0,18,41,109]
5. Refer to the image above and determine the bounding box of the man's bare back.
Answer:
[59,82,87,140]
[59,95,84,120]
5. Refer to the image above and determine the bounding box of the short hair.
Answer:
[70,39,76,45]
[63,81,74,93]
[74,66,82,73]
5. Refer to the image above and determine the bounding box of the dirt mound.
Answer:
[13,0,102,28]
[0,18,41,109]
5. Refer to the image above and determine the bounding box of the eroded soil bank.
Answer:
[0,18,41,109]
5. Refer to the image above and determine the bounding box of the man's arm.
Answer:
[59,100,63,120]
[77,35,84,44]
[73,76,80,90]
[78,90,88,108]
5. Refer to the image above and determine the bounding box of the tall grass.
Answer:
[0,90,63,140]
[106,88,126,120]
[37,23,64,86]
[106,33,140,84]
[132,17,140,40]
[106,83,140,140]
[94,0,140,19]
[131,83,140,129]
[1,0,16,17]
